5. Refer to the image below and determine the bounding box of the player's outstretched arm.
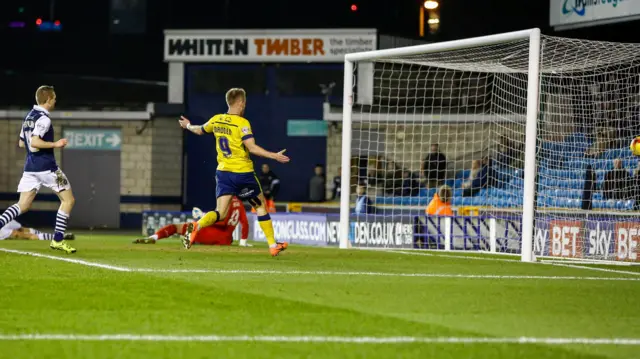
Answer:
[29,116,66,149]
[243,137,290,163]
[179,116,204,135]
[30,136,67,149]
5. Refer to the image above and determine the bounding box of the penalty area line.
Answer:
[542,261,640,277]
[0,334,638,345]
[1,247,638,281]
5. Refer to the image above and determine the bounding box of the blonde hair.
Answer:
[225,88,246,107]
[35,85,55,105]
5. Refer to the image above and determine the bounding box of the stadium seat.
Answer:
[626,200,635,210]
[623,158,637,169]
[470,196,483,206]
[456,169,470,180]
[567,198,580,208]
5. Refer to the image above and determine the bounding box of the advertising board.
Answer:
[164,29,377,62]
[252,213,329,246]
[550,0,640,29]
[534,216,639,261]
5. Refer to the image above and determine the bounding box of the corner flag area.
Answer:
[0,233,638,359]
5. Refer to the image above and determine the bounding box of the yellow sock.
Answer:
[197,211,219,228]
[258,214,276,246]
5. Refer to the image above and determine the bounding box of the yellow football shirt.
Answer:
[202,114,254,173]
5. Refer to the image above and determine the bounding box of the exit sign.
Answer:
[63,128,122,151]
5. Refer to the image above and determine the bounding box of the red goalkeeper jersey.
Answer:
[194,197,249,245]
[216,196,248,236]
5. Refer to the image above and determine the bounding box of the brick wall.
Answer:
[0,117,182,213]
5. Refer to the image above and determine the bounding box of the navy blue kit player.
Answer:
[0,86,76,253]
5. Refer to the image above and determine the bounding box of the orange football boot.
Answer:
[270,242,288,257]
[182,221,199,249]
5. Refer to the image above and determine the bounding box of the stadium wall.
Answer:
[0,117,182,228]
[325,120,526,188]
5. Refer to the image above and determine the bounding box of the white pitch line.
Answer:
[2,247,639,281]
[542,261,640,277]
[0,248,131,272]
[0,334,638,345]
[136,268,640,281]
[390,250,521,263]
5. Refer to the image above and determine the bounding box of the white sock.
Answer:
[38,233,54,240]
[0,204,21,228]
[55,210,69,240]
[149,234,158,240]
[240,239,247,246]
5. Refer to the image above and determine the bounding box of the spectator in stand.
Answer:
[496,135,513,168]
[331,166,341,200]
[384,160,403,195]
[585,127,614,158]
[309,164,326,202]
[257,164,278,213]
[367,155,388,194]
[425,185,453,216]
[355,182,375,214]
[461,159,487,197]
[603,158,631,200]
[482,156,497,188]
[396,170,420,196]
[422,144,447,188]
[582,164,596,210]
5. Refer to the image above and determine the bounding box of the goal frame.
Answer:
[338,28,542,262]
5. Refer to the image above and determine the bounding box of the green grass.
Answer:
[0,233,638,359]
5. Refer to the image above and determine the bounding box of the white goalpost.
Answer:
[337,28,640,264]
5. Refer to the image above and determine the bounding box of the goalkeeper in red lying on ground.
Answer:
[133,196,251,246]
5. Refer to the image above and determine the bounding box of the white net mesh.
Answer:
[343,34,640,262]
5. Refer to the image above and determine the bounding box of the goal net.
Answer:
[337,28,640,264]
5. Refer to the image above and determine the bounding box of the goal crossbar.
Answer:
[345,29,538,62]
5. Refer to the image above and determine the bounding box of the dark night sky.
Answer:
[0,0,639,81]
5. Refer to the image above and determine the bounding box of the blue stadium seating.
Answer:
[374,140,637,211]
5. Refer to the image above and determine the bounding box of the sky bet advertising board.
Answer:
[550,0,640,29]
[533,217,640,262]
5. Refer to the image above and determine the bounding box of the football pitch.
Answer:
[0,233,639,359]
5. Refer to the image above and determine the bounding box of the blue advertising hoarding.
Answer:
[252,213,329,247]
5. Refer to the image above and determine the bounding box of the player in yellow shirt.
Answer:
[178,88,290,256]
